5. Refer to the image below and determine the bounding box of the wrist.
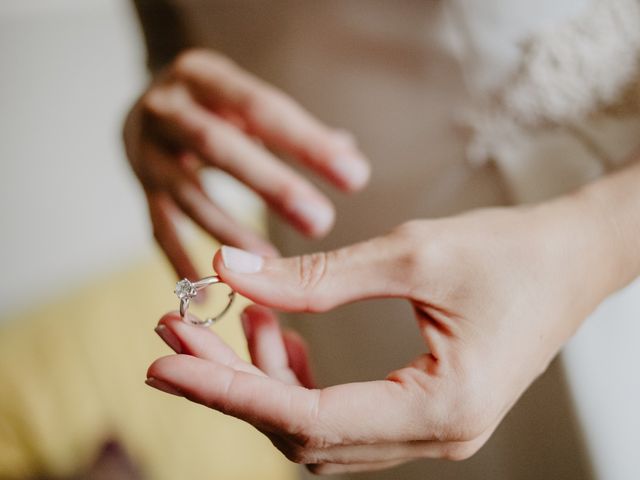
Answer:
[575,172,640,292]
[553,166,640,301]
[522,189,627,327]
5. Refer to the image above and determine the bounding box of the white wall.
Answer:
[563,278,640,480]
[0,0,150,316]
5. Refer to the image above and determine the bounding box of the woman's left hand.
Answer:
[146,194,625,474]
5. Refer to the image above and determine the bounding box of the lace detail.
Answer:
[462,0,640,169]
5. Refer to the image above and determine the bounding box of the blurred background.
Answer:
[0,0,146,318]
[0,1,292,479]
[0,1,639,479]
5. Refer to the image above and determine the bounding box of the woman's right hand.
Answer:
[123,49,370,280]
[147,194,626,474]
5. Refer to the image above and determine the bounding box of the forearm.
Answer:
[573,156,640,298]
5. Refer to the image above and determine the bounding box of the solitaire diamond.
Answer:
[175,279,196,299]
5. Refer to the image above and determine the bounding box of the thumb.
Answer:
[213,234,408,312]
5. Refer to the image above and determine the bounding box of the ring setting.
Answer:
[174,276,235,327]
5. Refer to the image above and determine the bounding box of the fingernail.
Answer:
[145,377,183,397]
[290,201,335,236]
[331,155,370,190]
[155,325,182,353]
[221,246,264,273]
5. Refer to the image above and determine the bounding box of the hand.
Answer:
[147,198,615,474]
[124,49,370,280]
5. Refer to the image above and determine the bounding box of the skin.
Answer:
[130,48,640,474]
[146,159,640,474]
[123,49,370,280]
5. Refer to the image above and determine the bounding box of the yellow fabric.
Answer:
[0,237,294,480]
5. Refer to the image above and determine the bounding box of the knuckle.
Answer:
[280,432,330,465]
[391,219,424,240]
[141,84,188,123]
[281,443,312,464]
[173,50,200,75]
[299,432,331,451]
[289,416,335,452]
[413,237,455,276]
[441,382,490,441]
[173,49,216,77]
[173,49,236,82]
[141,89,166,118]
[396,234,456,293]
[290,422,327,451]
[295,252,329,310]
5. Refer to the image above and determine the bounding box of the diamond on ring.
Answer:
[173,275,236,327]
[174,278,197,300]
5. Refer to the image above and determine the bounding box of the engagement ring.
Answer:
[174,276,235,327]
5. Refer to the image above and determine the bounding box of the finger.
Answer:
[242,305,316,388]
[146,85,335,237]
[282,329,316,389]
[314,427,493,467]
[147,192,200,281]
[147,354,319,435]
[212,235,411,312]
[173,50,370,191]
[143,141,278,257]
[241,305,301,386]
[147,354,438,445]
[155,312,265,377]
[167,172,278,257]
[307,459,406,475]
[303,435,486,465]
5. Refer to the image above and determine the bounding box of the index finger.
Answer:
[173,50,370,192]
[147,192,200,281]
[147,354,436,446]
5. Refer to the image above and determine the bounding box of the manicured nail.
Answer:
[145,377,183,397]
[290,201,335,236]
[331,155,370,190]
[154,325,182,353]
[221,246,264,273]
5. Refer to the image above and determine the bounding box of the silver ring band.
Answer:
[174,275,236,327]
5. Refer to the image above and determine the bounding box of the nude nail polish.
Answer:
[145,377,183,397]
[331,155,370,189]
[290,201,335,236]
[221,246,264,273]
[154,325,182,353]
